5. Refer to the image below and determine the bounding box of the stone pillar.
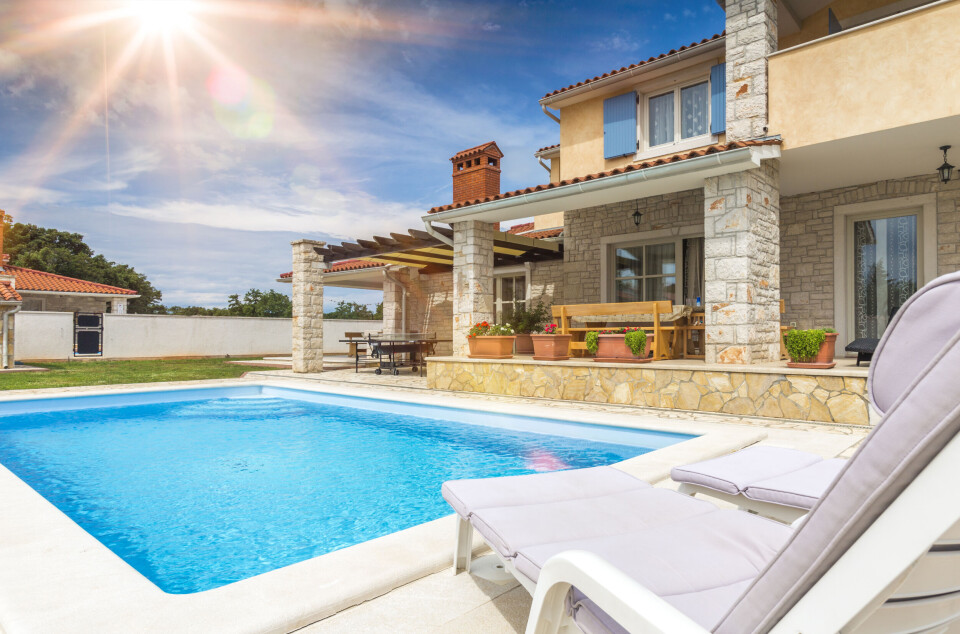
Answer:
[703,160,781,364]
[724,0,777,141]
[291,239,327,373]
[452,220,494,356]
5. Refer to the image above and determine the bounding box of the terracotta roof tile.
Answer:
[506,222,535,234]
[521,228,563,240]
[429,139,781,214]
[535,144,560,154]
[279,258,386,279]
[542,32,725,100]
[0,281,21,302]
[451,141,503,162]
[0,264,137,295]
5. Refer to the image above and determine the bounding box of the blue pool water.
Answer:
[0,386,691,594]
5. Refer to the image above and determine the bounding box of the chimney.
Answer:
[451,142,503,204]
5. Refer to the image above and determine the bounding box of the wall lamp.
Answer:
[632,204,643,228]
[938,145,954,184]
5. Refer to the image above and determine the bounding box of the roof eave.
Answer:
[539,36,726,108]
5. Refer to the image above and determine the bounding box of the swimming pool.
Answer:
[0,385,692,594]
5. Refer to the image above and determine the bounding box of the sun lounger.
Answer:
[671,446,846,522]
[444,271,960,634]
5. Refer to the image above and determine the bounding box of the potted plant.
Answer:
[783,328,838,369]
[586,327,653,363]
[511,301,550,354]
[530,323,572,361]
[466,321,516,359]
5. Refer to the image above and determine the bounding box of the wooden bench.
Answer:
[551,301,676,360]
[344,331,367,357]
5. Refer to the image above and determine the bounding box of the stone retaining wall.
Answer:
[427,359,870,425]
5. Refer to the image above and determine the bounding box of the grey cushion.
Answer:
[670,446,822,495]
[743,459,846,510]
[869,270,960,415]
[440,466,646,519]
[471,487,714,558]
[515,509,792,630]
[716,273,960,633]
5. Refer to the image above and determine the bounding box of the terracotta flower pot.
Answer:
[530,334,572,361]
[515,333,535,355]
[467,336,516,359]
[593,334,653,363]
[786,332,838,369]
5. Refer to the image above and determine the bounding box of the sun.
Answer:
[129,0,196,34]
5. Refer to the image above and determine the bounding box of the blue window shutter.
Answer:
[710,63,726,135]
[603,92,637,159]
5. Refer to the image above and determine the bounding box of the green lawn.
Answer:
[0,358,263,391]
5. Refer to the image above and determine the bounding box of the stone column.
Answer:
[703,160,781,364]
[724,0,778,141]
[290,239,327,373]
[452,220,494,356]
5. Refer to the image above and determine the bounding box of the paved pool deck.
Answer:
[0,372,869,633]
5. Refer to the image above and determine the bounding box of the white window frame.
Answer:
[832,194,937,351]
[493,264,530,323]
[636,76,715,160]
[600,226,703,303]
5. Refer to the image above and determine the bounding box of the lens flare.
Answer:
[130,0,195,34]
[207,66,275,139]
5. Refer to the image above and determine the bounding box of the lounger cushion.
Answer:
[743,458,846,510]
[716,272,960,633]
[670,446,822,495]
[516,508,792,629]
[440,466,647,520]
[470,487,715,559]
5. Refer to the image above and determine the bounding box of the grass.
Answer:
[0,357,264,391]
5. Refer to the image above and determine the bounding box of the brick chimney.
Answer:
[451,142,502,204]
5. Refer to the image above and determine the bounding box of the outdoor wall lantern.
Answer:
[938,145,954,184]
[632,206,643,227]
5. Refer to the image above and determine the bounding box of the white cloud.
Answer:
[592,31,646,53]
[481,22,502,31]
[683,8,697,18]
[664,12,678,21]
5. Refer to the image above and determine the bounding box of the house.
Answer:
[287,0,959,421]
[0,215,139,367]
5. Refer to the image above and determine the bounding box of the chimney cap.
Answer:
[450,141,503,163]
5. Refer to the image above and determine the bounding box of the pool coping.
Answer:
[0,378,774,634]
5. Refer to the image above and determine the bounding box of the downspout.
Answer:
[541,104,560,124]
[537,157,551,173]
[422,219,454,246]
[1,304,21,369]
[383,269,407,334]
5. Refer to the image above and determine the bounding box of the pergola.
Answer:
[313,225,562,271]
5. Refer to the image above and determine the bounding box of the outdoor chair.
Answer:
[443,270,960,634]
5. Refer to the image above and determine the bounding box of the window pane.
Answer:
[615,279,641,302]
[648,92,674,146]
[644,243,676,276]
[645,276,677,303]
[500,302,515,323]
[852,215,917,338]
[513,275,527,302]
[501,276,514,303]
[615,246,643,278]
[680,82,708,139]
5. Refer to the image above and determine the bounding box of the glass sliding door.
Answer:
[850,213,918,339]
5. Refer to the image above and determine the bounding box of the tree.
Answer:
[2,215,164,313]
[226,289,292,317]
[323,300,380,320]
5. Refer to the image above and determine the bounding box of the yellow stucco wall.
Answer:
[533,212,564,229]
[769,1,960,149]
[558,95,634,180]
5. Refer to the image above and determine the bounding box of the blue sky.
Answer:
[0,0,724,308]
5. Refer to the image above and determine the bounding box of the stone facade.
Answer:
[291,239,326,373]
[780,174,960,329]
[529,259,564,308]
[563,189,704,303]
[703,160,781,364]
[428,358,870,425]
[452,221,494,356]
[383,268,454,356]
[724,0,778,141]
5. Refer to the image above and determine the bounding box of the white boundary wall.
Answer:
[14,313,382,361]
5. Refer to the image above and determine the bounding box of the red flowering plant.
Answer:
[467,321,514,337]
[541,323,559,334]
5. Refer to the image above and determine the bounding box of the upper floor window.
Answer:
[645,79,712,154]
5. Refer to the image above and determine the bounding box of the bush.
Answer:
[585,331,600,355]
[624,329,647,356]
[783,329,826,362]
[512,301,550,334]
